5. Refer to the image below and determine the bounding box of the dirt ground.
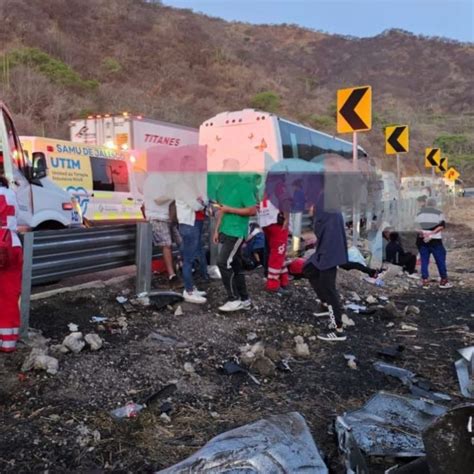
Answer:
[1,200,473,473]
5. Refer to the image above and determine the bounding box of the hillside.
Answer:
[0,0,473,181]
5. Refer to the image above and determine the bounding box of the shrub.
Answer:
[101,57,122,74]
[250,91,280,113]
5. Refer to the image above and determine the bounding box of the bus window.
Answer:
[91,157,130,192]
[279,121,312,161]
[2,110,25,169]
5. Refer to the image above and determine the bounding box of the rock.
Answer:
[385,302,401,317]
[68,323,79,332]
[85,333,103,351]
[240,350,256,366]
[404,305,421,315]
[265,346,280,362]
[342,314,355,327]
[174,305,183,316]
[137,296,150,306]
[294,336,310,357]
[250,342,265,357]
[366,295,377,305]
[246,332,258,341]
[160,412,172,424]
[21,348,47,372]
[351,291,362,302]
[183,362,195,374]
[386,322,395,328]
[251,355,276,376]
[33,355,59,375]
[26,329,49,349]
[62,332,85,353]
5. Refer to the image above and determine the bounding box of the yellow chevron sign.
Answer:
[385,125,409,154]
[425,148,440,168]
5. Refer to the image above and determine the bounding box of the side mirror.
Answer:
[32,152,47,180]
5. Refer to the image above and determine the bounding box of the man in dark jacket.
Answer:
[384,231,417,275]
[303,207,348,341]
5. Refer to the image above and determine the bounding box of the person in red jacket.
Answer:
[258,176,291,292]
[0,176,23,352]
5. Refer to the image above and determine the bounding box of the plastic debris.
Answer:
[346,303,367,313]
[85,333,103,351]
[21,348,59,375]
[90,316,107,323]
[158,412,328,473]
[404,305,421,315]
[116,296,128,304]
[344,354,358,370]
[335,391,446,467]
[62,332,85,353]
[454,346,474,398]
[366,295,377,305]
[174,305,183,316]
[400,323,418,331]
[110,402,145,419]
[68,323,79,332]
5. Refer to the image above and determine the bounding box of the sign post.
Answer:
[337,85,372,245]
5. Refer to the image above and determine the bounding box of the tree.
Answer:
[250,91,281,113]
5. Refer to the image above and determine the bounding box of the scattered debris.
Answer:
[335,391,446,468]
[116,296,128,304]
[62,332,86,353]
[220,359,260,385]
[148,332,178,347]
[386,322,395,328]
[183,362,195,374]
[404,305,421,316]
[67,323,79,332]
[84,333,103,351]
[174,305,183,316]
[246,332,258,341]
[21,348,59,375]
[160,412,172,424]
[294,336,310,357]
[373,362,451,402]
[346,303,367,313]
[251,355,276,376]
[142,383,177,406]
[454,346,474,398]
[351,291,362,302]
[148,290,184,310]
[366,295,377,305]
[344,354,357,370]
[423,403,474,474]
[90,316,107,323]
[377,345,405,360]
[159,412,328,473]
[400,323,418,331]
[342,314,355,327]
[110,402,145,419]
[276,359,292,372]
[385,302,401,317]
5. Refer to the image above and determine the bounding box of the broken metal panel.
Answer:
[335,392,447,459]
[158,412,328,473]
[455,358,474,398]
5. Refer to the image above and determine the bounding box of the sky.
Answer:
[162,0,474,42]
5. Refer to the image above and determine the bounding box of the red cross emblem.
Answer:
[0,195,15,227]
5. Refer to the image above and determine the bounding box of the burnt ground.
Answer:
[1,202,473,473]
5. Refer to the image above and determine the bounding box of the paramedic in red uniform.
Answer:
[258,176,291,292]
[0,175,23,353]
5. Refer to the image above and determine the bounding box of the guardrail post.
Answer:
[135,222,152,295]
[20,231,34,340]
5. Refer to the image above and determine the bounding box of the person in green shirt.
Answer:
[212,172,258,312]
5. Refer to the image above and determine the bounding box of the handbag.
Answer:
[0,229,12,269]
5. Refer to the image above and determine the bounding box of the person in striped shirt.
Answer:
[415,198,453,289]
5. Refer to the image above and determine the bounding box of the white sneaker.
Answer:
[193,287,207,296]
[240,299,252,310]
[219,300,243,312]
[183,290,207,304]
[406,273,420,280]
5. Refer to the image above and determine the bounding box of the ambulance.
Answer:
[20,137,143,225]
[0,102,79,230]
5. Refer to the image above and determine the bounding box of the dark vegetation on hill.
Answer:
[0,0,473,181]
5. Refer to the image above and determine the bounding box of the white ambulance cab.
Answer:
[0,103,79,230]
[21,137,143,225]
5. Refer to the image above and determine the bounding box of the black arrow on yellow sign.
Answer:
[387,126,408,153]
[339,88,369,130]
[426,148,440,167]
[438,157,448,173]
